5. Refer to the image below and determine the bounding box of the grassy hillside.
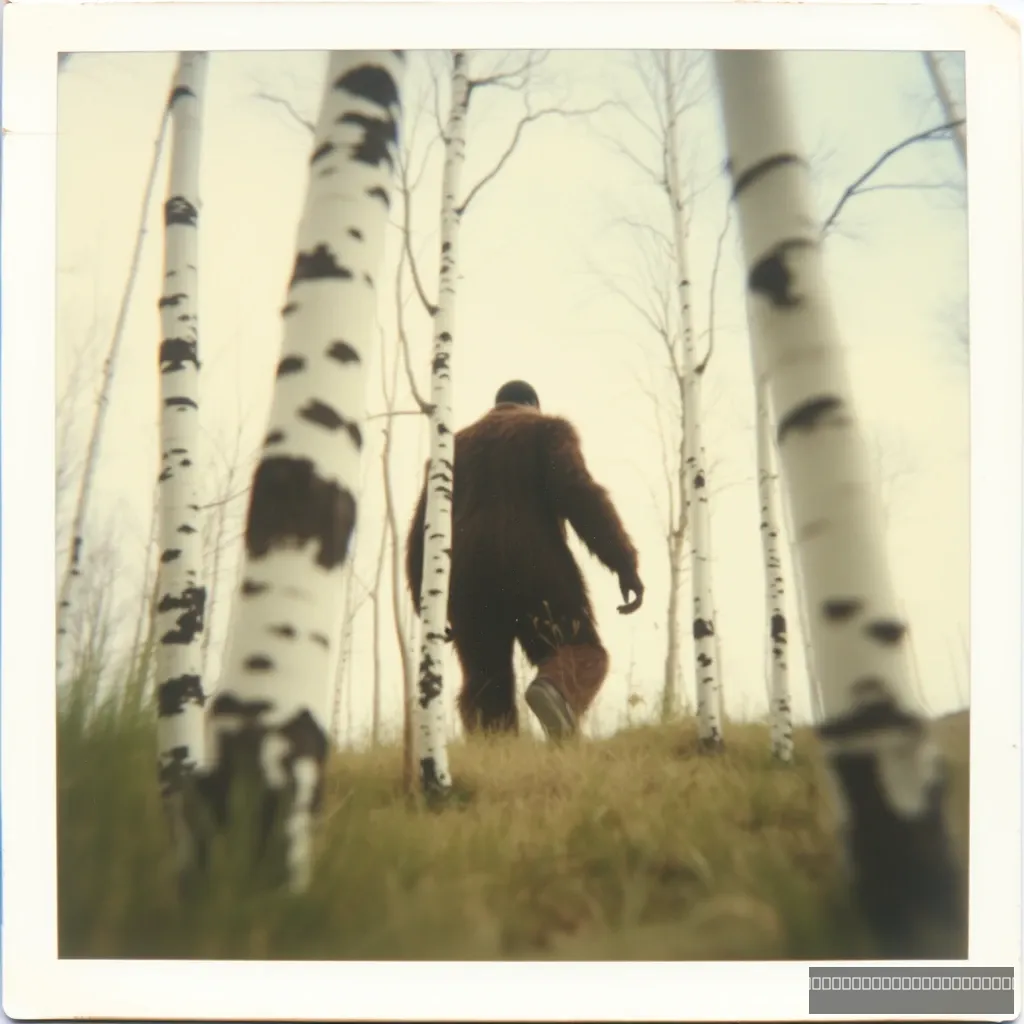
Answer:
[58,692,969,961]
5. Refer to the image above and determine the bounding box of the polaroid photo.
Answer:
[2,0,1021,1019]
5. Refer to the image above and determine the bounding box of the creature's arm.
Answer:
[405,463,429,616]
[544,417,643,612]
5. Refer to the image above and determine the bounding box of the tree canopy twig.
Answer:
[821,118,966,235]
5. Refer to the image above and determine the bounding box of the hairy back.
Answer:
[450,405,564,577]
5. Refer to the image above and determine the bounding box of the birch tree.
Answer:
[409,51,469,796]
[200,51,405,892]
[753,372,793,761]
[154,52,209,878]
[922,52,966,168]
[713,49,965,956]
[57,89,171,687]
[662,51,723,750]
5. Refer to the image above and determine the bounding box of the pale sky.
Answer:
[56,48,969,745]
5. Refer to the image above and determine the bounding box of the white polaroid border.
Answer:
[3,1,1021,1021]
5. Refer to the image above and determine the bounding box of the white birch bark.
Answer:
[714,50,964,955]
[922,52,966,168]
[154,53,209,877]
[56,98,172,686]
[414,51,470,794]
[202,51,405,893]
[663,53,723,750]
[754,374,793,761]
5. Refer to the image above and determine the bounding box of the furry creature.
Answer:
[405,380,644,739]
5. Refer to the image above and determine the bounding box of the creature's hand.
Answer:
[617,567,644,615]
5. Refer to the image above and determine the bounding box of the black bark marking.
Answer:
[168,85,195,107]
[265,430,285,447]
[158,585,206,644]
[866,619,907,645]
[165,397,198,411]
[277,356,306,377]
[333,63,399,112]
[158,673,205,717]
[417,653,443,708]
[298,400,363,449]
[777,395,845,445]
[326,341,360,364]
[177,524,197,534]
[282,301,298,317]
[366,186,390,209]
[161,548,182,563]
[159,466,172,482]
[289,244,353,289]
[730,153,806,199]
[310,141,335,165]
[823,597,863,621]
[770,612,787,644]
[693,618,715,641]
[210,693,272,717]
[242,579,269,596]
[340,109,399,170]
[196,706,329,849]
[749,238,816,308]
[165,196,198,227]
[310,631,330,648]
[817,697,921,740]
[158,745,197,794]
[696,652,713,668]
[159,292,187,309]
[245,655,275,672]
[694,470,706,490]
[419,756,444,793]
[825,747,965,956]
[348,227,363,241]
[268,624,297,639]
[160,338,198,372]
[246,455,358,571]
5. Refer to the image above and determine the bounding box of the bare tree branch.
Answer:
[397,142,439,317]
[395,242,434,415]
[821,119,966,235]
[696,198,731,376]
[253,90,315,134]
[468,51,549,93]
[457,100,617,217]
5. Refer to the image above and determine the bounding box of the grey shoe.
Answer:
[525,677,577,741]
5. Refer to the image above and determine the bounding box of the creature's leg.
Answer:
[451,615,518,736]
[516,600,609,740]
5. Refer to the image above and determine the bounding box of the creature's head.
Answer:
[494,379,540,410]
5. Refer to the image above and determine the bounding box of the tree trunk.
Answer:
[922,53,966,168]
[154,52,209,881]
[57,92,172,686]
[202,52,404,893]
[663,53,723,751]
[330,561,356,744]
[414,51,470,795]
[380,332,416,791]
[754,375,794,761]
[660,529,683,721]
[714,50,965,957]
[370,517,388,746]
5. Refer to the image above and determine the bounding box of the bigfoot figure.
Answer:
[405,380,644,740]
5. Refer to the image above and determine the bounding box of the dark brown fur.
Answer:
[405,403,640,734]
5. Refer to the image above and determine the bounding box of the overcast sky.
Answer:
[56,48,968,744]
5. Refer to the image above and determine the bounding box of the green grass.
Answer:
[58,691,969,961]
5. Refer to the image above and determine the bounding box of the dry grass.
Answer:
[58,693,969,961]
